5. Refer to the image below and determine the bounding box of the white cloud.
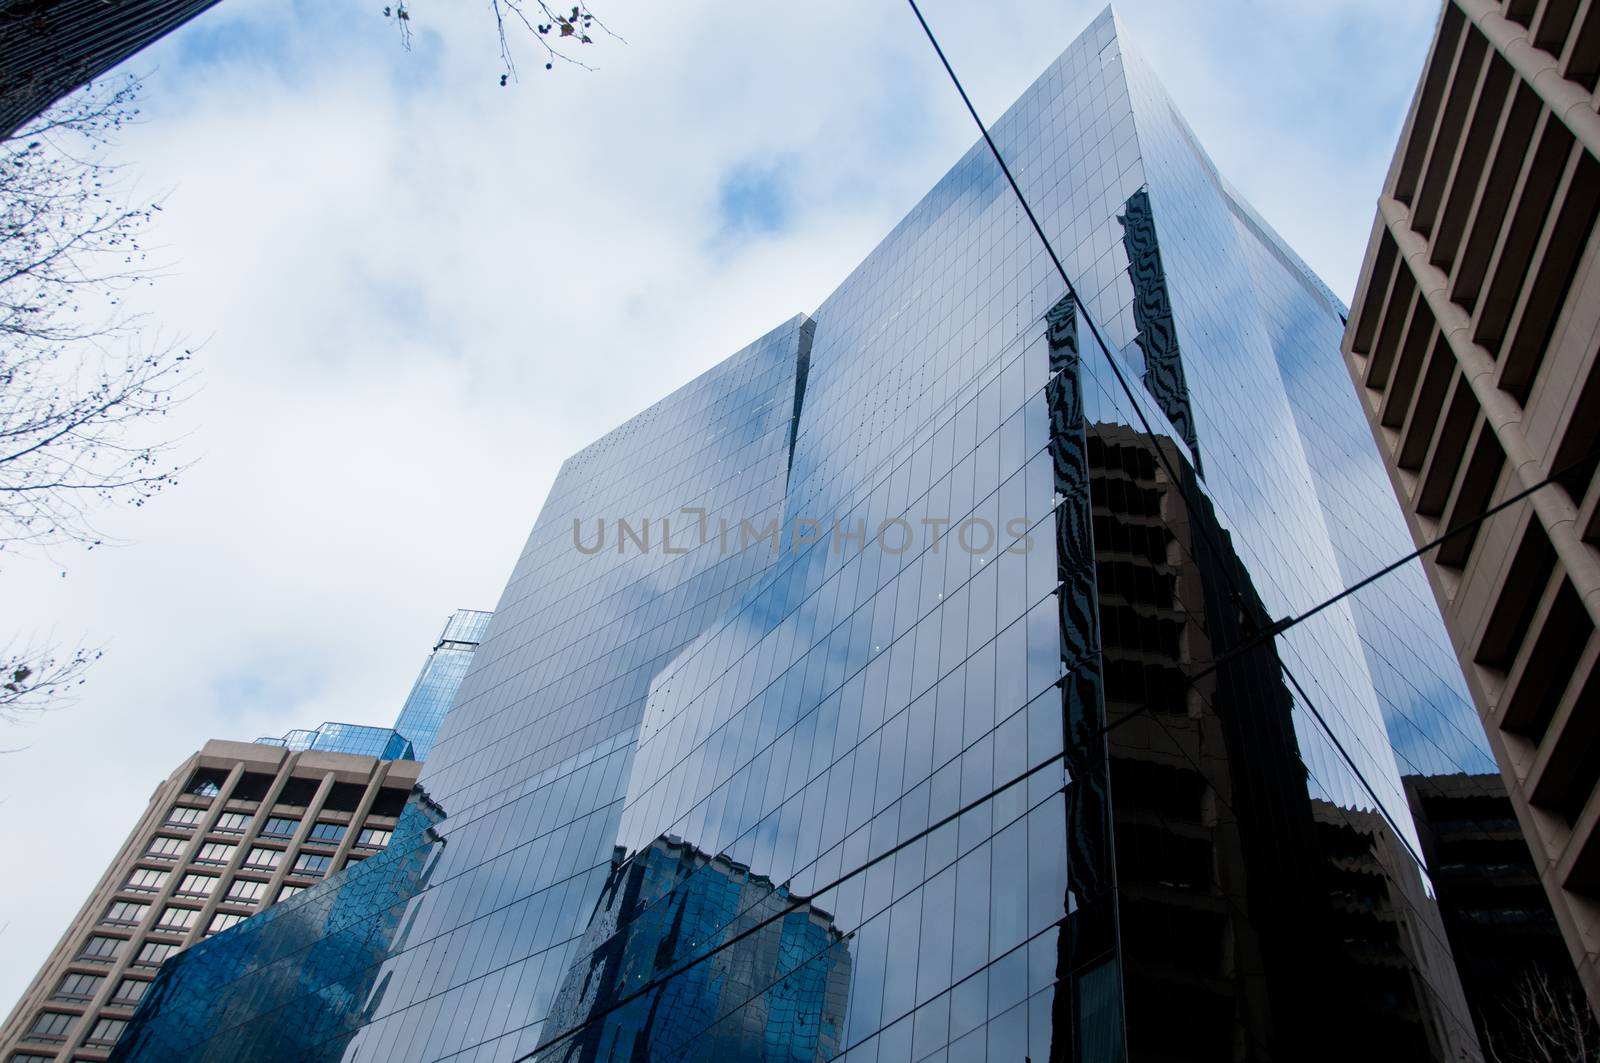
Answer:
[0,0,1436,1013]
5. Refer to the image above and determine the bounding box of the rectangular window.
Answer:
[133,941,177,966]
[243,847,283,870]
[124,868,169,892]
[225,878,267,903]
[164,806,203,827]
[26,1011,75,1039]
[207,911,245,934]
[306,822,346,844]
[144,836,184,860]
[194,842,236,865]
[156,906,200,931]
[275,884,306,901]
[78,935,124,962]
[102,900,148,926]
[110,978,149,1007]
[185,769,225,797]
[85,1018,127,1046]
[259,817,299,838]
[51,972,104,1002]
[292,853,332,876]
[213,812,251,833]
[356,828,392,849]
[176,873,218,897]
[10,1053,55,1063]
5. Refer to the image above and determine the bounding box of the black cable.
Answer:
[1280,450,1596,640]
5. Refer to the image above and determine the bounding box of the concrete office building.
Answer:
[0,741,417,1063]
[1342,0,1600,1013]
[1,609,488,1063]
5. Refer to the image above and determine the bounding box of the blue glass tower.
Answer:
[114,11,1498,1061]
[250,609,490,763]
[391,609,494,760]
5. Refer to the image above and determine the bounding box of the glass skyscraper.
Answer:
[391,609,495,761]
[248,609,491,764]
[112,10,1501,1061]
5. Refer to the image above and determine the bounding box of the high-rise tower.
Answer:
[390,609,494,761]
[1,612,487,1063]
[112,10,1499,1060]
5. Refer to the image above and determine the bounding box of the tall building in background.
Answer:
[1404,772,1583,1055]
[390,609,494,761]
[1,610,487,1063]
[1341,0,1600,1017]
[0,741,417,1063]
[0,0,225,138]
[114,10,1505,1060]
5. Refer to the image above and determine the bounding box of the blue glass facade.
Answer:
[256,721,415,761]
[392,609,495,760]
[114,10,1500,1061]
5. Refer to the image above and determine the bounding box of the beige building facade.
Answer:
[1342,0,1600,1015]
[0,740,419,1063]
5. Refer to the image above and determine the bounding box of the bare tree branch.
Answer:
[1485,967,1598,1063]
[383,1,617,84]
[0,75,194,561]
[1,77,193,723]
[0,640,101,726]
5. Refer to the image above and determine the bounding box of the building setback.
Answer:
[114,9,1508,1061]
[1341,0,1600,1015]
[0,741,417,1063]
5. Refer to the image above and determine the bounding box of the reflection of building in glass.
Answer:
[114,11,1501,1061]
[390,609,493,760]
[538,836,851,1063]
[109,793,447,1062]
[1070,408,1474,1061]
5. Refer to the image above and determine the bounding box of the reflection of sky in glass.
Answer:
[390,608,493,760]
[114,11,1491,1061]
[256,721,413,761]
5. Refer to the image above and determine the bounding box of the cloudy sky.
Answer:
[0,0,1440,1013]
